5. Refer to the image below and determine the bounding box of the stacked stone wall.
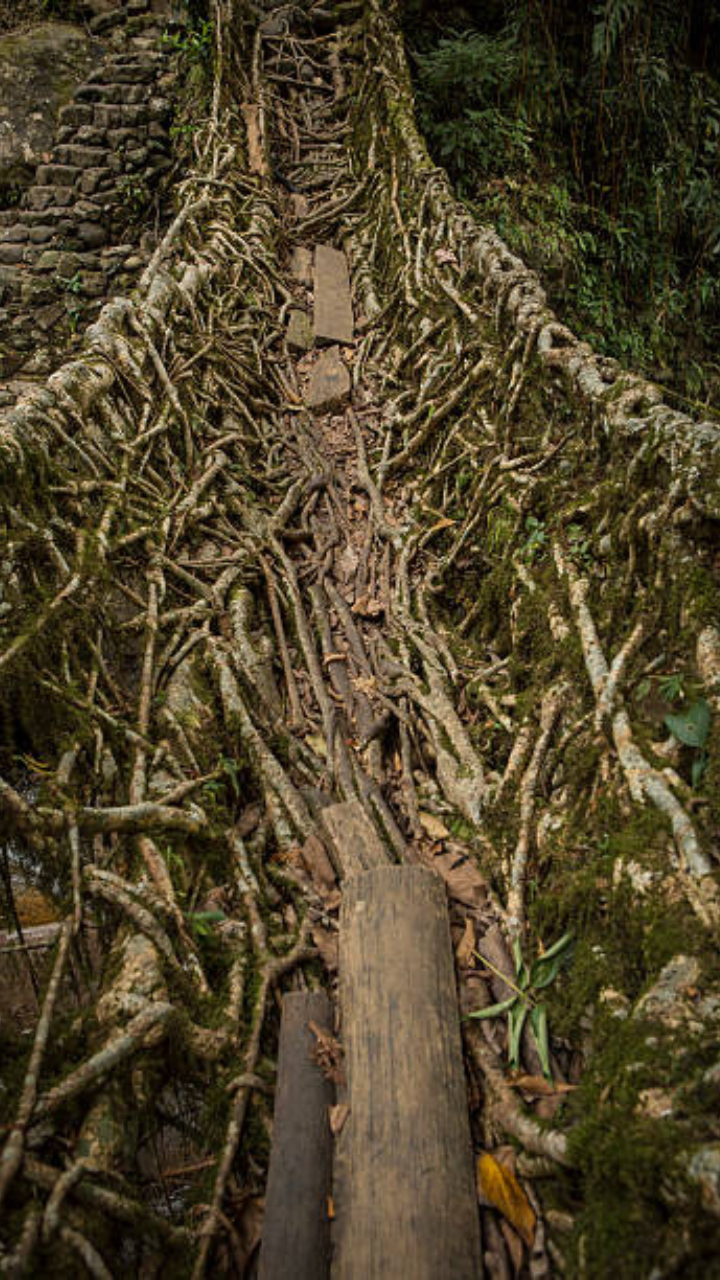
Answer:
[0,1,178,401]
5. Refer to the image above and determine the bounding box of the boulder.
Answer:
[0,22,98,197]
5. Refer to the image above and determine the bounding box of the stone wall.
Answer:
[0,1,179,402]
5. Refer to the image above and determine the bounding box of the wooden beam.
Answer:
[334,867,482,1278]
[319,800,391,879]
[258,991,334,1280]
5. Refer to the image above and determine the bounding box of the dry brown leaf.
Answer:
[351,595,384,618]
[510,1075,577,1098]
[312,923,338,972]
[478,1152,536,1247]
[300,833,338,891]
[309,1020,346,1086]
[419,811,450,841]
[306,733,328,760]
[500,1218,525,1275]
[455,917,476,969]
[416,842,489,907]
[328,1102,350,1136]
[427,517,456,535]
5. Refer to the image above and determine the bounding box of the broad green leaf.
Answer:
[529,1003,552,1081]
[464,995,517,1021]
[508,1000,529,1069]
[664,698,710,749]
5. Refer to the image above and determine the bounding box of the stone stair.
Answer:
[0,2,178,400]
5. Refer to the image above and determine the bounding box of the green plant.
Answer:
[187,909,225,940]
[466,932,574,1079]
[163,17,212,67]
[521,515,547,562]
[664,697,711,787]
[117,174,150,216]
[55,271,84,332]
[659,672,685,704]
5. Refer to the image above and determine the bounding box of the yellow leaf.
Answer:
[306,734,327,760]
[477,1151,536,1247]
[418,811,450,841]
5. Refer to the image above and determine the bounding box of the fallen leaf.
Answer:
[312,923,338,972]
[309,1020,346,1086]
[478,1151,536,1247]
[509,1074,577,1098]
[327,1195,335,1220]
[427,517,456,535]
[415,842,489,907]
[235,802,262,837]
[300,833,338,891]
[455,917,476,969]
[419,811,450,841]
[351,595,384,618]
[306,733,328,760]
[329,1102,350,1136]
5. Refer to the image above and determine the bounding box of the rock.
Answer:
[287,308,313,351]
[290,245,313,283]
[55,143,108,168]
[35,163,81,186]
[0,22,97,197]
[78,222,107,248]
[688,1144,720,1216]
[28,226,56,245]
[3,225,28,243]
[305,345,351,412]
[635,955,700,1029]
[313,243,354,345]
[0,244,26,265]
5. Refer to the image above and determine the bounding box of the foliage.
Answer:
[405,0,720,410]
[466,932,574,1079]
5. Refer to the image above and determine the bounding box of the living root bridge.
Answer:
[0,0,719,1275]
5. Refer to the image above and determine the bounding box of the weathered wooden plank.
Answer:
[334,867,482,1279]
[319,799,390,879]
[258,991,334,1280]
[313,244,354,345]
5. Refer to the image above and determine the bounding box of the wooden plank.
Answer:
[319,800,390,879]
[313,244,354,345]
[334,867,482,1279]
[258,991,334,1280]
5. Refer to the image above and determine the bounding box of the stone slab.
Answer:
[305,345,350,413]
[290,245,313,284]
[287,308,313,351]
[313,243,353,346]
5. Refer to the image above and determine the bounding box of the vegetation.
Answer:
[404,0,720,411]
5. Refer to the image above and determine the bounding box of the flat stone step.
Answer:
[305,345,350,412]
[313,243,353,346]
[287,308,313,351]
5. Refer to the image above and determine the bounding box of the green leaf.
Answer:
[538,931,574,962]
[529,1003,552,1081]
[664,698,710,749]
[188,910,226,924]
[465,995,517,1021]
[692,752,708,789]
[508,1000,529,1070]
[531,953,565,990]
